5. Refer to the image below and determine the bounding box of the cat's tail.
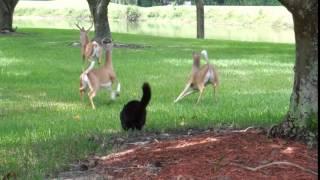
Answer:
[140,82,151,108]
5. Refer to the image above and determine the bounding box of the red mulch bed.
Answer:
[89,130,318,179]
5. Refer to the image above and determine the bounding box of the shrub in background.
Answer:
[126,6,141,22]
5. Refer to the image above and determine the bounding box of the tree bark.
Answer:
[87,0,111,42]
[0,0,19,32]
[269,0,318,142]
[195,0,204,39]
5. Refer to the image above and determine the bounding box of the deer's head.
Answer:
[102,37,113,51]
[75,19,93,46]
[192,51,201,67]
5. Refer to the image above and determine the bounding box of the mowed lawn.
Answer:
[0,28,294,178]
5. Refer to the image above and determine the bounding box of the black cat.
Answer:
[120,83,151,131]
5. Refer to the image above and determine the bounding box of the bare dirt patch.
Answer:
[56,128,318,179]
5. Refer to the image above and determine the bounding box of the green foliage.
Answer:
[137,0,153,7]
[147,11,160,18]
[306,113,318,133]
[175,0,185,5]
[113,9,125,19]
[126,6,141,22]
[227,0,280,5]
[112,0,138,5]
[171,8,183,18]
[305,113,318,148]
[0,28,294,178]
[162,0,281,6]
[15,4,292,30]
[110,0,281,6]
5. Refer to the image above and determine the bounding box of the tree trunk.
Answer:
[269,0,318,143]
[87,0,111,42]
[0,0,19,32]
[195,0,204,39]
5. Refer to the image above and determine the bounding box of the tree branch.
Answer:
[277,0,297,13]
[278,0,317,14]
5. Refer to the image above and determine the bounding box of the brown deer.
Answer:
[174,50,219,104]
[75,21,103,65]
[79,40,121,109]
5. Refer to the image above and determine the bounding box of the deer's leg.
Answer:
[80,74,91,90]
[111,85,120,100]
[179,89,196,100]
[80,84,85,101]
[106,82,116,100]
[86,76,94,93]
[213,84,218,102]
[210,78,218,102]
[111,80,121,97]
[107,80,120,101]
[79,75,87,101]
[174,83,191,103]
[79,86,86,91]
[80,90,84,101]
[88,90,96,109]
[196,85,205,104]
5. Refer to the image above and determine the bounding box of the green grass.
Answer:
[0,28,294,179]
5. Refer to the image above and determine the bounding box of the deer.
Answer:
[75,21,103,66]
[174,50,219,104]
[79,39,121,109]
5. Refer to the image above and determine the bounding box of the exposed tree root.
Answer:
[231,161,318,176]
[113,42,151,49]
[232,127,255,133]
[0,27,17,34]
[268,118,318,149]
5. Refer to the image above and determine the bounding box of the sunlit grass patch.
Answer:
[31,101,81,111]
[215,58,293,68]
[163,58,192,66]
[0,57,22,67]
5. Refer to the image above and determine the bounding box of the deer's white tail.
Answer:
[201,50,209,64]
